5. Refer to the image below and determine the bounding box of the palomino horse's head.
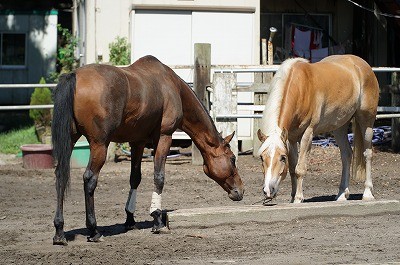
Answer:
[257,129,289,199]
[202,132,244,201]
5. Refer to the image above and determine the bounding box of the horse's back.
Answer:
[285,55,379,135]
[73,56,184,143]
[320,55,379,110]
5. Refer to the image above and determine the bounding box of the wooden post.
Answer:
[261,39,267,65]
[212,73,238,159]
[192,43,211,165]
[391,72,400,152]
[267,40,274,66]
[252,38,273,157]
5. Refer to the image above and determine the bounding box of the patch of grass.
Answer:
[0,126,40,154]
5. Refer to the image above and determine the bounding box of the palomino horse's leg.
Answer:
[332,123,352,201]
[288,141,299,203]
[362,127,375,200]
[83,142,108,242]
[150,135,172,233]
[293,127,314,203]
[359,122,375,200]
[124,142,146,230]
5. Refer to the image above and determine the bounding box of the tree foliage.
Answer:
[109,36,131,65]
[29,77,53,128]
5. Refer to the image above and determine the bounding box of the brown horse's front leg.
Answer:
[84,143,107,242]
[150,135,172,234]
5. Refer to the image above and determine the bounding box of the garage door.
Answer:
[131,10,255,141]
[132,10,254,80]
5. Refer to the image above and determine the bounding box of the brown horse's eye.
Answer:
[230,156,236,166]
[280,155,287,164]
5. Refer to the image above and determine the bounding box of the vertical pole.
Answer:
[253,29,275,157]
[261,39,267,65]
[212,73,238,159]
[192,43,211,165]
[267,40,274,66]
[391,72,400,152]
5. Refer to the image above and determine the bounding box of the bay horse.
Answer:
[51,55,244,245]
[257,55,379,203]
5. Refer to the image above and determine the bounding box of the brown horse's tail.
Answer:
[351,118,366,181]
[51,72,76,197]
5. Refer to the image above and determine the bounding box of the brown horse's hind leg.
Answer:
[84,142,108,242]
[53,134,80,246]
[150,135,172,234]
[124,142,146,230]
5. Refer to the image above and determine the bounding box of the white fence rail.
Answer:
[1,66,400,112]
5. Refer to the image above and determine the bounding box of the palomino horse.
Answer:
[257,55,379,203]
[52,55,244,245]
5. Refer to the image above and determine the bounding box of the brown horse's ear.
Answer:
[257,129,267,143]
[224,131,235,143]
[281,128,288,142]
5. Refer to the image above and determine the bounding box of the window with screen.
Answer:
[1,33,26,66]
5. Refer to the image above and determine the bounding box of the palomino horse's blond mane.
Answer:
[258,57,308,156]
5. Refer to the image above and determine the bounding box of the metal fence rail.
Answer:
[1,65,399,113]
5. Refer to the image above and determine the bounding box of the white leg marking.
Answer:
[125,189,137,213]
[363,148,375,201]
[336,188,350,201]
[150,191,162,214]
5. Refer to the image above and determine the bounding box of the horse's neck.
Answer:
[179,82,221,153]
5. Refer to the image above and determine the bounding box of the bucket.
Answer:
[20,144,54,169]
[71,141,90,168]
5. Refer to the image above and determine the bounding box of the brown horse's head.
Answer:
[202,132,244,201]
[257,129,289,199]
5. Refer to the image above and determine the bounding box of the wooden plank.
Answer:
[391,72,400,152]
[212,72,238,158]
[167,200,400,229]
[192,43,211,165]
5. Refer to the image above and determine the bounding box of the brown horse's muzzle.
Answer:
[228,185,244,201]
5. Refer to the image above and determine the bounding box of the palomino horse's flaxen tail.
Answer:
[351,118,366,181]
[51,72,76,198]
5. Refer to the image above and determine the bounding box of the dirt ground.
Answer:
[1,145,400,265]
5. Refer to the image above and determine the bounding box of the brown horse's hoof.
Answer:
[125,223,139,231]
[53,235,68,246]
[152,225,170,234]
[87,233,104,243]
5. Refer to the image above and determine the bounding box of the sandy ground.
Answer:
[1,145,400,265]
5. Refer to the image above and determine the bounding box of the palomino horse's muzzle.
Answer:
[263,182,279,200]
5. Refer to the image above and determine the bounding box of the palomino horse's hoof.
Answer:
[87,233,104,243]
[362,189,375,201]
[53,235,68,246]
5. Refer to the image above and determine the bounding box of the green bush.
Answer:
[0,126,40,154]
[109,36,131,65]
[29,77,53,128]
[57,24,78,74]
